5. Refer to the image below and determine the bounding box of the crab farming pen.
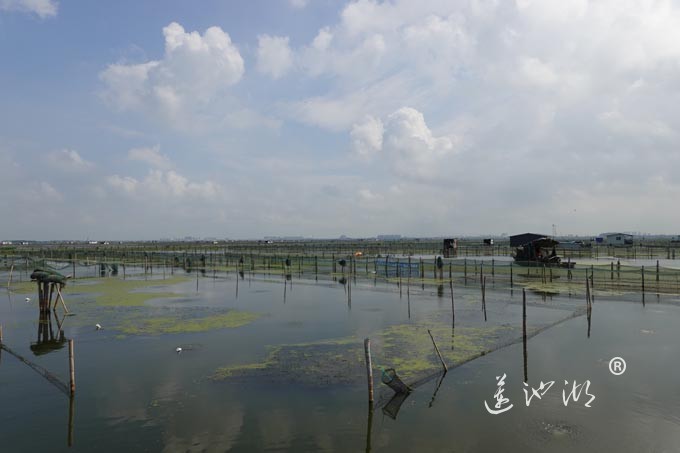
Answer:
[3,239,680,450]
[3,241,680,298]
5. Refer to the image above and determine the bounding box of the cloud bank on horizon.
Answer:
[2,0,680,239]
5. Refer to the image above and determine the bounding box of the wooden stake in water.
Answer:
[522,288,527,382]
[449,280,455,325]
[482,276,487,322]
[68,395,75,447]
[656,260,660,282]
[56,286,69,314]
[364,338,374,403]
[7,264,14,288]
[428,329,448,372]
[68,339,75,396]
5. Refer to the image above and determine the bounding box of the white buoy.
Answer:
[175,347,182,353]
[25,297,31,302]
[95,323,102,330]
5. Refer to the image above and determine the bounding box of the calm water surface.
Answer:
[1,270,679,452]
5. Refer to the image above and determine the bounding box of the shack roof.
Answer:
[602,232,633,238]
[509,233,549,247]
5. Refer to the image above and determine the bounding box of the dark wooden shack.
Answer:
[509,233,547,248]
[442,238,457,257]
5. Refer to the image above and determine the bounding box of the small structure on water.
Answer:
[509,233,546,248]
[442,238,457,258]
[510,233,573,267]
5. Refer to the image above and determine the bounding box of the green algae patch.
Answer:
[65,275,190,307]
[378,324,514,383]
[7,280,37,295]
[520,280,627,297]
[120,310,261,335]
[212,323,516,386]
[212,342,364,385]
[213,346,282,380]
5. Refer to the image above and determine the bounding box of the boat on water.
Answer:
[512,236,575,268]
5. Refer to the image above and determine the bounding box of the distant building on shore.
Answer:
[601,233,634,246]
[377,235,402,240]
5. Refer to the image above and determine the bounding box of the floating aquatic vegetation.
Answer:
[10,275,191,306]
[7,281,36,294]
[67,275,190,307]
[520,281,627,297]
[119,310,262,335]
[212,323,518,386]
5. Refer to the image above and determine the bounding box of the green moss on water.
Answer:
[520,280,627,297]
[212,322,515,386]
[69,276,190,306]
[213,346,281,379]
[120,310,261,335]
[379,323,513,382]
[10,275,191,306]
[7,281,35,294]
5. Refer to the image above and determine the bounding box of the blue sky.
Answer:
[2,0,680,240]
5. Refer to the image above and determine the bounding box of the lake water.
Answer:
[1,266,679,452]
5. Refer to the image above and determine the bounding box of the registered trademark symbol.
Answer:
[609,357,626,376]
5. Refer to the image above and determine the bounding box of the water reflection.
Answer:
[428,372,446,408]
[32,309,67,356]
[365,404,373,453]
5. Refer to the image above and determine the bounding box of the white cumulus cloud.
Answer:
[47,149,94,172]
[127,145,173,169]
[256,35,294,79]
[289,0,308,9]
[348,107,456,178]
[100,22,244,124]
[0,0,57,17]
[107,170,222,200]
[350,115,383,158]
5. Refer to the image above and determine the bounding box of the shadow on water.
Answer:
[379,369,448,420]
[0,307,75,447]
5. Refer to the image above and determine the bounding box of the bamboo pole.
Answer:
[482,276,487,321]
[364,338,374,403]
[522,288,527,382]
[48,283,54,312]
[348,273,352,308]
[68,339,75,396]
[56,286,69,313]
[365,398,374,452]
[427,329,448,372]
[656,260,660,282]
[7,264,13,288]
[68,395,75,447]
[449,280,455,325]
